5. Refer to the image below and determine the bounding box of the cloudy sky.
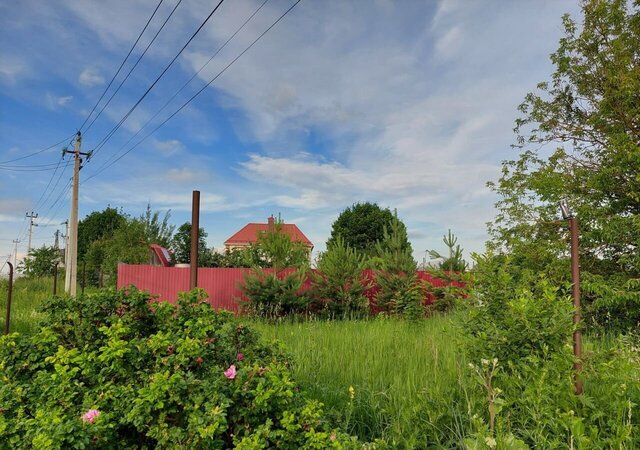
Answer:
[0,0,581,267]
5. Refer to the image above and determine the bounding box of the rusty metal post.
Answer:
[569,216,583,395]
[4,262,13,334]
[81,261,86,295]
[53,262,58,296]
[190,190,200,289]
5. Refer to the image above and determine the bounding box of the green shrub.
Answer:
[0,288,373,449]
[310,236,370,319]
[465,253,640,448]
[240,270,310,318]
[424,270,471,315]
[372,218,424,320]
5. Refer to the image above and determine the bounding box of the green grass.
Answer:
[0,275,92,334]
[250,315,471,447]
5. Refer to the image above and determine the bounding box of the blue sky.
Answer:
[0,0,581,266]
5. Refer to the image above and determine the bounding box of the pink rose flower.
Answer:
[237,353,244,361]
[81,409,100,423]
[224,364,237,379]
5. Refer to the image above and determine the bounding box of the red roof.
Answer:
[224,218,313,247]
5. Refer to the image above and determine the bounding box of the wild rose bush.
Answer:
[0,288,376,449]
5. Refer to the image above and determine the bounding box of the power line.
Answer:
[83,0,183,135]
[78,0,166,132]
[31,155,66,211]
[86,0,302,181]
[87,0,227,162]
[36,157,73,216]
[41,179,72,227]
[0,134,74,164]
[0,161,63,169]
[93,0,270,172]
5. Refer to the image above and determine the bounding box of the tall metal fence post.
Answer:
[81,261,86,295]
[53,262,58,296]
[190,190,200,290]
[4,262,14,334]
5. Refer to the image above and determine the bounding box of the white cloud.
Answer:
[78,68,105,86]
[154,139,185,155]
[0,58,28,83]
[434,26,463,60]
[45,93,73,109]
[166,167,205,183]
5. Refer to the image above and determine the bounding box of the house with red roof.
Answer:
[223,216,313,254]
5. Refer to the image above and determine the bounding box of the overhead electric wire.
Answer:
[94,0,270,172]
[36,158,73,220]
[0,161,64,169]
[83,0,183,135]
[31,155,65,211]
[41,178,72,226]
[87,0,226,161]
[78,0,166,133]
[0,134,74,164]
[86,0,302,181]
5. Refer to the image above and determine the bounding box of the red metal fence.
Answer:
[117,264,460,313]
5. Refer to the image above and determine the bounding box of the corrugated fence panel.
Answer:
[117,264,190,303]
[197,268,249,312]
[117,264,464,313]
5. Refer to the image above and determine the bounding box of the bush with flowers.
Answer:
[0,288,381,449]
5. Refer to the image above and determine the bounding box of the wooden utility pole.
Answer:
[190,190,200,289]
[26,211,38,254]
[64,132,90,296]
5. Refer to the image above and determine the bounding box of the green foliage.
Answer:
[328,203,412,256]
[487,0,640,330]
[17,245,60,277]
[210,247,268,268]
[464,252,640,448]
[77,207,126,262]
[240,270,309,318]
[310,236,370,318]
[428,229,468,272]
[373,219,423,319]
[582,274,640,330]
[170,222,213,266]
[101,219,149,284]
[255,220,310,272]
[465,253,574,365]
[140,204,175,248]
[240,220,311,318]
[0,288,369,449]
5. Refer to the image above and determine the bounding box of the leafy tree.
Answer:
[140,204,174,248]
[170,222,212,266]
[209,247,268,269]
[428,229,467,272]
[487,0,640,329]
[328,202,412,256]
[102,219,150,284]
[17,245,60,277]
[77,207,126,262]
[101,219,149,285]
